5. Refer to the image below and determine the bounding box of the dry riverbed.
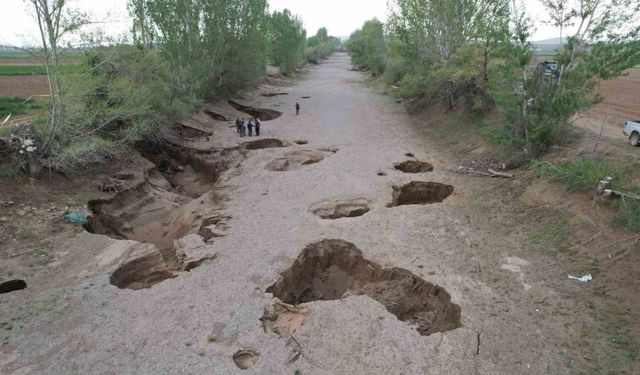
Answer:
[0,53,637,374]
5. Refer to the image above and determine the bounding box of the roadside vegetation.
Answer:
[345,0,639,156]
[0,0,340,172]
[345,0,640,231]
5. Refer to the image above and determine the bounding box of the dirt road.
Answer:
[1,54,631,374]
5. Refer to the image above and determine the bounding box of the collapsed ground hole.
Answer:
[309,198,372,219]
[394,160,434,173]
[267,239,462,336]
[233,349,259,369]
[294,140,308,145]
[243,138,288,150]
[228,100,282,121]
[0,279,27,294]
[265,150,330,172]
[203,109,228,121]
[171,122,212,140]
[405,152,415,158]
[389,181,454,207]
[301,96,311,99]
[261,92,288,97]
[84,141,235,289]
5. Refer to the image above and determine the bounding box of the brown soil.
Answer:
[389,181,454,207]
[260,300,309,337]
[267,239,462,336]
[394,160,434,173]
[577,68,640,140]
[309,198,372,219]
[0,75,49,97]
[84,129,241,289]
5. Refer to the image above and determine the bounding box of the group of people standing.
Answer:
[235,118,261,137]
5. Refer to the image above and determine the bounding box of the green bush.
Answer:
[614,200,640,232]
[43,46,195,169]
[532,156,625,192]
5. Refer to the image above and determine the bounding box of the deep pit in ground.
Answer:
[0,279,27,294]
[394,160,434,173]
[389,181,454,207]
[84,141,237,289]
[171,122,212,140]
[229,100,282,121]
[265,149,332,172]
[203,109,228,121]
[267,240,462,336]
[309,198,373,219]
[243,138,288,150]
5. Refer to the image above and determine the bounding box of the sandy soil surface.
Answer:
[1,53,636,374]
[0,75,49,97]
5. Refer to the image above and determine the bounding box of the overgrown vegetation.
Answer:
[534,156,640,232]
[305,28,341,64]
[4,0,339,171]
[345,0,640,156]
[269,9,307,73]
[533,157,626,192]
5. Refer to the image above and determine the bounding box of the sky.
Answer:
[0,0,561,47]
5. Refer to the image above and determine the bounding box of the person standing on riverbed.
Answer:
[255,118,261,136]
[235,118,242,134]
[240,119,246,137]
[247,120,254,137]
[295,102,300,115]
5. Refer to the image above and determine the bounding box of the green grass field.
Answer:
[0,64,84,76]
[0,50,85,60]
[0,96,49,119]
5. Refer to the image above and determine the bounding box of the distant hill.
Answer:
[531,37,566,53]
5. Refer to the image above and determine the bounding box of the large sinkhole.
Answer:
[389,181,454,207]
[84,141,234,289]
[229,100,282,121]
[267,240,462,336]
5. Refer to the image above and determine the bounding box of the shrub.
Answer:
[532,156,625,192]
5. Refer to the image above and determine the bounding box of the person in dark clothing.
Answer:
[295,102,300,115]
[240,119,246,137]
[247,120,254,137]
[235,118,241,134]
[255,118,261,136]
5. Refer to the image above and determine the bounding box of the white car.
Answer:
[623,120,640,146]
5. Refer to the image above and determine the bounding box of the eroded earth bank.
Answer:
[0,54,631,374]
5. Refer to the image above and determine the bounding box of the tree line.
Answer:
[12,0,340,171]
[345,0,640,156]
